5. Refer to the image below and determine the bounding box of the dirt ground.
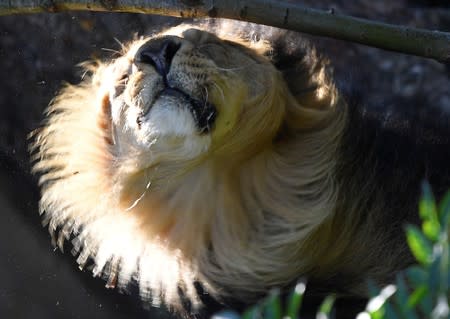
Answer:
[0,1,449,318]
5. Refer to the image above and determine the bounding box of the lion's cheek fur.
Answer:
[209,73,289,163]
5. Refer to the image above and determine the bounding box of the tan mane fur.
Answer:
[31,23,349,311]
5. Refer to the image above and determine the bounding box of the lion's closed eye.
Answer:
[197,42,230,62]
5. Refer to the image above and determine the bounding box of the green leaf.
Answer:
[370,308,385,319]
[437,242,449,293]
[286,282,305,319]
[422,219,441,242]
[431,294,450,319]
[406,225,433,265]
[384,302,400,319]
[417,291,433,315]
[317,295,336,319]
[264,290,282,319]
[406,266,427,286]
[438,190,450,227]
[366,284,396,314]
[428,257,441,297]
[392,274,419,319]
[420,182,438,221]
[407,285,428,308]
[242,306,260,319]
[394,275,409,311]
[448,253,450,290]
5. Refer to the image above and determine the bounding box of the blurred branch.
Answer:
[1,0,450,63]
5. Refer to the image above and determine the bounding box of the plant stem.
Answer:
[1,0,450,63]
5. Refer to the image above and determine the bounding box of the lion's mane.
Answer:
[30,20,450,314]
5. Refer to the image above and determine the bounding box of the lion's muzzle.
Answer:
[134,36,217,133]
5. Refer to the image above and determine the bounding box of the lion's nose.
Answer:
[138,38,181,77]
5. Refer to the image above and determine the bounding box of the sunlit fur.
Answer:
[31,20,364,312]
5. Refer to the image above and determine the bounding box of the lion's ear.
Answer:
[270,39,338,112]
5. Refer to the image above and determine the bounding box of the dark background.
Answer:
[0,1,449,318]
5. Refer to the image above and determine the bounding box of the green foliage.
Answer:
[358,182,450,319]
[213,182,450,319]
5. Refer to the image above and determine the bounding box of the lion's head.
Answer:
[31,21,345,312]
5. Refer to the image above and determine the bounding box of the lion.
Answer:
[30,20,450,316]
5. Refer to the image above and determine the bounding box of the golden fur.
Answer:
[30,21,372,312]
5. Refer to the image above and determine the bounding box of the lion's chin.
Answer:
[154,87,217,134]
